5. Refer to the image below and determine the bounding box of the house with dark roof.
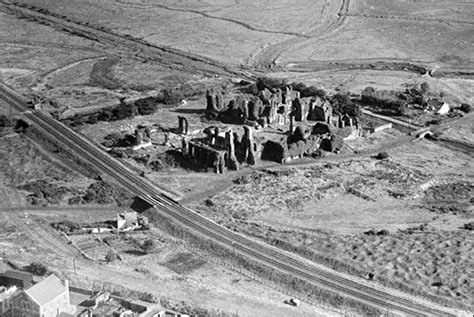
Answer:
[10,274,74,317]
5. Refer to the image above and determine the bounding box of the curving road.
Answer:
[1,84,466,316]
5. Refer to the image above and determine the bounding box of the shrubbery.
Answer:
[460,103,471,113]
[361,86,407,116]
[331,93,362,117]
[69,181,132,206]
[25,262,50,276]
[376,152,390,160]
[290,82,327,99]
[105,250,118,263]
[18,180,71,206]
[0,115,14,128]
[253,78,328,99]
[64,83,202,126]
[89,57,122,90]
[52,220,81,234]
[256,77,287,91]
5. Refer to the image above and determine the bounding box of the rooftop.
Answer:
[1,270,33,281]
[25,274,68,306]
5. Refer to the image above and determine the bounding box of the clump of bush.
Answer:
[69,181,133,206]
[18,180,71,206]
[52,220,81,234]
[65,82,204,126]
[364,229,389,236]
[375,152,389,160]
[290,82,327,98]
[256,76,288,91]
[245,77,328,100]
[0,115,15,128]
[89,57,122,90]
[462,222,473,231]
[105,250,118,263]
[25,262,50,276]
[102,132,136,148]
[330,93,362,117]
[460,103,471,113]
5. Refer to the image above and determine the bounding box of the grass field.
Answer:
[12,0,472,68]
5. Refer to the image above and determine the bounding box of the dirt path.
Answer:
[250,0,474,79]
[251,0,349,67]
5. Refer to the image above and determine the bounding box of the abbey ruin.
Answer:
[179,86,361,172]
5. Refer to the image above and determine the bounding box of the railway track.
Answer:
[0,84,464,316]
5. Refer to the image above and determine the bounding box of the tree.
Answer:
[26,262,49,276]
[112,103,137,120]
[98,109,113,121]
[376,152,389,160]
[332,93,353,108]
[105,250,118,263]
[331,93,362,117]
[256,77,287,91]
[161,88,184,105]
[460,103,471,113]
[290,82,307,92]
[142,239,156,253]
[136,98,158,115]
[420,82,430,94]
[301,86,327,98]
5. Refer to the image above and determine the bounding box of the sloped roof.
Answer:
[25,274,67,306]
[1,270,33,281]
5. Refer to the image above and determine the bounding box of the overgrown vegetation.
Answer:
[69,180,133,206]
[225,221,470,311]
[244,77,328,100]
[361,86,408,116]
[144,208,382,315]
[18,180,74,206]
[89,57,122,90]
[424,181,473,215]
[64,82,203,126]
[0,115,16,129]
[51,220,81,234]
[25,262,50,276]
[330,93,362,117]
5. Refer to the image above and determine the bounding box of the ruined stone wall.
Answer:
[183,139,227,173]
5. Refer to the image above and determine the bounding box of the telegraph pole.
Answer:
[72,257,77,275]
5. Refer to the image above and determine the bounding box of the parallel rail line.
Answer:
[0,85,462,316]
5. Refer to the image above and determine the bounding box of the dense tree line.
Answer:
[361,86,407,116]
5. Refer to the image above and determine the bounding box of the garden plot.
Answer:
[70,235,111,261]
